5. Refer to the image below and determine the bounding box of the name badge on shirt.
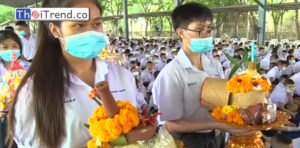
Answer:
[187,82,197,87]
[111,89,127,93]
[64,98,76,103]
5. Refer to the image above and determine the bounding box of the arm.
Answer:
[165,118,252,135]
[279,102,295,117]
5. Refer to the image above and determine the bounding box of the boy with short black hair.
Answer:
[152,3,247,148]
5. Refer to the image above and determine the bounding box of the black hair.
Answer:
[287,55,294,61]
[171,2,213,30]
[15,21,28,27]
[278,60,288,66]
[167,59,173,64]
[147,61,153,65]
[8,0,103,148]
[4,26,14,32]
[125,49,131,54]
[288,49,294,54]
[284,79,294,86]
[154,71,160,79]
[280,74,289,81]
[160,53,166,57]
[0,30,23,54]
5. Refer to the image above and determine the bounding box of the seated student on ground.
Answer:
[269,79,298,118]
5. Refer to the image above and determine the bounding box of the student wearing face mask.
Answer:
[140,50,151,69]
[152,3,249,148]
[155,53,167,71]
[269,79,298,118]
[294,45,300,60]
[8,0,157,147]
[0,31,31,83]
[15,21,37,61]
[281,55,297,76]
[265,61,288,82]
[280,50,289,61]
[152,55,160,71]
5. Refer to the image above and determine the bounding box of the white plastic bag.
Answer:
[113,126,177,148]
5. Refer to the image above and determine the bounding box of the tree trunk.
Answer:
[166,17,173,37]
[159,17,163,37]
[246,12,250,39]
[234,14,238,37]
[215,14,225,37]
[279,13,284,40]
[145,18,149,37]
[274,22,279,39]
[296,0,300,39]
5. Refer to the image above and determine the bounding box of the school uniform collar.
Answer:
[69,58,108,87]
[176,49,212,72]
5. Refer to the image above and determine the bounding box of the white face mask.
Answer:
[133,71,139,76]
[280,66,286,71]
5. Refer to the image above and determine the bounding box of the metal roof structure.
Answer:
[103,2,300,20]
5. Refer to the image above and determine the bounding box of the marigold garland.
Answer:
[211,105,246,126]
[226,75,271,93]
[87,100,140,145]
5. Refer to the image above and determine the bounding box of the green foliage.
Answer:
[0,5,15,24]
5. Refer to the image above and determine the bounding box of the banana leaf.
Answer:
[256,62,261,73]
[243,48,249,68]
[229,62,242,79]
[224,53,238,65]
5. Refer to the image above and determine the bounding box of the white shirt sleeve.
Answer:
[152,69,184,121]
[265,67,276,80]
[14,79,44,147]
[269,84,288,107]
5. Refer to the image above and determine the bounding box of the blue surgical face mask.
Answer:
[155,59,159,63]
[19,31,27,37]
[0,50,21,62]
[60,31,109,59]
[291,60,296,64]
[184,34,214,54]
[287,89,293,93]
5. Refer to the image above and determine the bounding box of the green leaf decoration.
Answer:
[242,48,249,68]
[256,62,261,73]
[84,123,90,129]
[224,53,238,65]
[229,62,242,79]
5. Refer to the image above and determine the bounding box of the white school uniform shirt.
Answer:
[265,66,281,80]
[20,33,37,60]
[14,58,145,148]
[282,64,294,75]
[279,54,288,61]
[155,60,166,71]
[269,83,289,107]
[260,56,271,70]
[140,69,154,84]
[150,49,160,56]
[291,72,300,95]
[292,61,300,73]
[152,49,224,123]
[166,51,174,59]
[140,57,151,69]
[0,60,31,83]
[294,49,300,60]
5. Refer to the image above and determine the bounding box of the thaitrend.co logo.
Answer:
[15,8,89,21]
